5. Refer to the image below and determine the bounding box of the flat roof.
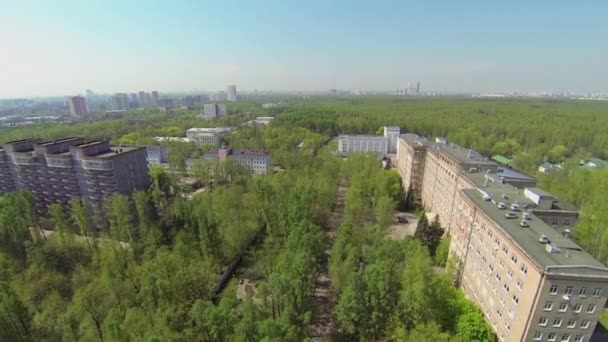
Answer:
[497,167,536,181]
[339,134,387,139]
[437,144,496,165]
[462,187,606,273]
[186,127,230,133]
[92,146,144,158]
[526,187,555,198]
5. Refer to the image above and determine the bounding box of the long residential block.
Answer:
[395,134,602,342]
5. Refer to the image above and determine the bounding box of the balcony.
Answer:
[82,159,113,170]
[46,157,73,168]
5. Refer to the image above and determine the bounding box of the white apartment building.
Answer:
[185,127,231,146]
[337,126,400,156]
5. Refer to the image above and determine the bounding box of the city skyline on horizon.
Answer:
[1,1,607,98]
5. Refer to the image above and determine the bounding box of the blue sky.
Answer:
[1,0,607,97]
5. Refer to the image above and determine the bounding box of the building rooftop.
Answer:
[434,143,496,165]
[462,185,606,276]
[206,147,270,157]
[92,145,144,158]
[493,155,513,165]
[339,134,388,139]
[496,167,536,181]
[186,127,231,133]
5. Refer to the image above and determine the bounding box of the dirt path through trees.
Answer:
[308,180,346,340]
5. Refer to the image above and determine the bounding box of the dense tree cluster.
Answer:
[329,156,492,341]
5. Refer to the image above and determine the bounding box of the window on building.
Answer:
[505,322,510,331]
[521,264,528,275]
[567,319,576,328]
[496,274,502,282]
[580,320,590,329]
[586,304,596,314]
[503,283,510,293]
[579,287,587,296]
[573,303,582,313]
[593,288,602,297]
[508,308,515,319]
[548,333,556,341]
[550,284,559,294]
[561,335,571,342]
[499,260,505,268]
[507,269,514,279]
[533,332,543,340]
[544,301,553,311]
[539,317,548,326]
[512,295,519,305]
[574,336,584,342]
[516,280,523,290]
[559,302,568,312]
[565,286,574,295]
[553,318,563,327]
[511,255,518,264]
[502,245,509,255]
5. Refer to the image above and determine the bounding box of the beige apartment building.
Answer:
[450,177,608,342]
[395,134,601,341]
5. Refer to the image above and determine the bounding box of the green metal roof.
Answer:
[492,155,513,165]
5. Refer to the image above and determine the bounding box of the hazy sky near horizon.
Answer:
[1,0,607,97]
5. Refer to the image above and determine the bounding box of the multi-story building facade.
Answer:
[201,103,227,120]
[203,147,271,175]
[337,126,400,157]
[396,133,428,193]
[450,175,608,342]
[185,127,231,146]
[226,85,237,102]
[68,96,87,116]
[146,145,168,166]
[0,138,149,228]
[384,126,400,154]
[110,93,130,111]
[395,133,595,341]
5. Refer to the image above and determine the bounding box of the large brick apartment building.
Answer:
[0,138,149,228]
[396,134,605,342]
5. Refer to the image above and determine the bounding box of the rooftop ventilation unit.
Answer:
[510,203,521,211]
[563,229,571,238]
[539,235,550,244]
[483,194,492,202]
[502,193,509,200]
[519,220,529,228]
[505,212,518,219]
[469,167,478,173]
[522,212,531,221]
[545,244,560,254]
[497,202,508,210]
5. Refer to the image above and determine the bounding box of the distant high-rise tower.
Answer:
[416,82,421,94]
[138,91,146,106]
[130,93,139,107]
[151,91,160,105]
[110,93,129,111]
[68,96,88,116]
[226,85,237,102]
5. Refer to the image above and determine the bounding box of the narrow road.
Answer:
[308,180,346,340]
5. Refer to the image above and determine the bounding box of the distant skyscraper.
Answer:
[130,93,139,108]
[416,82,421,94]
[110,93,129,110]
[151,91,160,105]
[86,89,95,98]
[145,93,152,105]
[201,103,227,120]
[138,91,146,106]
[226,85,237,102]
[68,96,87,116]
